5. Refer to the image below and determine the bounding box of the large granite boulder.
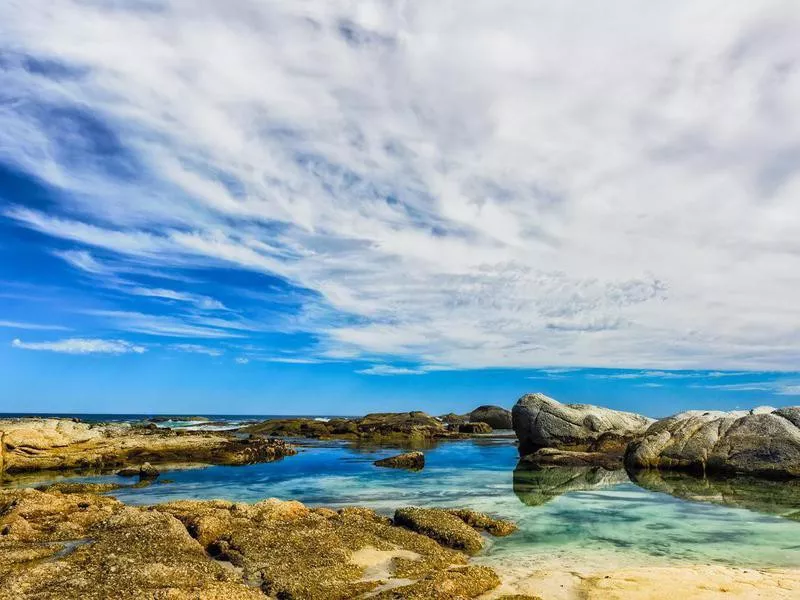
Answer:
[625,407,800,478]
[468,405,512,429]
[512,393,653,455]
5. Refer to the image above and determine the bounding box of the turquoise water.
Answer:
[16,438,800,572]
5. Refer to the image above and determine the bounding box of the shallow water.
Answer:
[13,438,800,573]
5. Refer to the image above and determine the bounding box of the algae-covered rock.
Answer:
[0,488,509,600]
[374,451,425,470]
[394,507,486,555]
[244,411,455,442]
[469,405,512,429]
[458,422,493,434]
[445,508,517,537]
[0,488,263,599]
[438,413,469,425]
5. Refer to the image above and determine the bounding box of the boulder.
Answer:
[374,451,425,470]
[469,405,512,429]
[394,507,496,555]
[625,406,800,477]
[458,422,493,434]
[512,393,653,455]
[439,413,469,425]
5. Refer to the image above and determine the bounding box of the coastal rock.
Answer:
[374,451,425,470]
[0,487,511,600]
[625,407,800,477]
[0,418,296,475]
[438,413,469,425]
[512,393,653,455]
[243,411,459,442]
[520,447,624,470]
[394,507,514,555]
[469,405,512,429]
[0,488,264,599]
[458,422,493,434]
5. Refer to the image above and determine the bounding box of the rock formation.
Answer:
[393,507,516,555]
[625,407,800,478]
[0,418,295,476]
[469,405,513,429]
[512,393,653,456]
[374,451,425,470]
[0,487,515,599]
[243,411,467,442]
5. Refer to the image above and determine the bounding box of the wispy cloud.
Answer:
[170,343,223,357]
[2,1,800,370]
[0,320,70,331]
[235,357,250,365]
[692,380,800,396]
[87,310,245,339]
[356,365,427,376]
[12,337,145,355]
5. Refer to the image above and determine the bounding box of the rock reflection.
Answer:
[628,469,800,519]
[513,462,629,506]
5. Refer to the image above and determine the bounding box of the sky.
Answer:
[1,0,800,416]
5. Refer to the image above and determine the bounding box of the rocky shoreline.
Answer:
[0,418,296,477]
[0,486,527,600]
[512,393,800,478]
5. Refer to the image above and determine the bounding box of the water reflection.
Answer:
[629,469,800,520]
[513,462,628,506]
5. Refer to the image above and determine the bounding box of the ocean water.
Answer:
[14,436,800,574]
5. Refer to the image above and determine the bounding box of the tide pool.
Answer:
[14,437,800,573]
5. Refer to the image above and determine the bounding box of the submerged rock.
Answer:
[512,393,653,455]
[374,451,425,470]
[0,418,296,476]
[469,405,512,429]
[625,406,800,477]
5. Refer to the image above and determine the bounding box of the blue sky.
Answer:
[1,1,800,416]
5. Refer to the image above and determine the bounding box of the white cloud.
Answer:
[356,364,427,376]
[3,1,800,370]
[171,343,223,357]
[12,337,146,355]
[0,320,70,331]
[235,357,250,365]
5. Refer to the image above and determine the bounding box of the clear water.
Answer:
[17,437,800,573]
